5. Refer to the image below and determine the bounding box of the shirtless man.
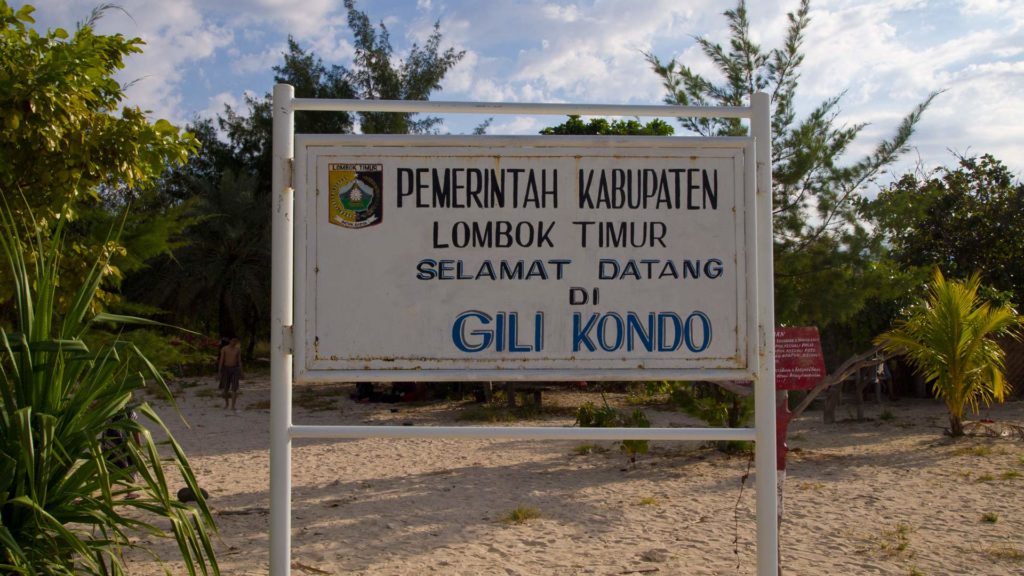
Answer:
[218,337,243,410]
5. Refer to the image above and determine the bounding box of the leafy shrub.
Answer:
[0,201,218,574]
[668,381,753,452]
[575,401,650,467]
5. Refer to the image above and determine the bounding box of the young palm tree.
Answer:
[0,201,219,575]
[875,269,1022,436]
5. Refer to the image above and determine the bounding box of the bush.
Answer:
[575,401,650,467]
[0,201,218,574]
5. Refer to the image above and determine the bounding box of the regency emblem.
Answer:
[327,163,383,228]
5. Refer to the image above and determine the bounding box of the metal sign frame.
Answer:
[270,84,777,575]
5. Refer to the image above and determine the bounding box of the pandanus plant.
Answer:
[0,200,219,575]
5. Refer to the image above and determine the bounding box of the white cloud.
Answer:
[21,0,1024,177]
[233,44,287,74]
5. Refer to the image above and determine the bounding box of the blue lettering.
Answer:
[573,313,598,352]
[626,313,654,352]
[684,311,712,352]
[657,312,683,352]
[452,311,493,352]
[597,313,624,352]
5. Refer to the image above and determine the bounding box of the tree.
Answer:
[0,2,198,319]
[126,0,465,344]
[874,269,1022,436]
[343,0,465,134]
[540,115,674,136]
[868,154,1024,307]
[124,165,269,342]
[645,0,937,332]
[0,2,197,223]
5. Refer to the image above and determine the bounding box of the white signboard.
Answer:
[294,135,756,381]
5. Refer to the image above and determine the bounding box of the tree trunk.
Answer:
[949,413,964,437]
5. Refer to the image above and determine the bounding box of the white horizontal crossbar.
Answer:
[290,425,756,442]
[291,98,752,119]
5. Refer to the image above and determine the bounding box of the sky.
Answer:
[25,0,1024,183]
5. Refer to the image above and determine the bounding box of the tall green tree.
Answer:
[645,0,937,332]
[869,154,1024,307]
[343,0,465,134]
[126,0,464,344]
[0,2,198,318]
[875,269,1022,436]
[0,2,197,222]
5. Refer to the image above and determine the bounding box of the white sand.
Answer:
[126,376,1024,575]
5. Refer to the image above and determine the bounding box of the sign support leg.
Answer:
[751,91,779,576]
[270,83,295,576]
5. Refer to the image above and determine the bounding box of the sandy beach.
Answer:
[124,375,1024,575]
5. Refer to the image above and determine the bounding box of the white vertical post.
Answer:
[751,91,778,575]
[270,83,295,576]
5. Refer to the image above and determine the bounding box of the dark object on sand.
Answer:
[177,486,210,503]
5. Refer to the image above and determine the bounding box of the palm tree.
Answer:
[875,269,1022,436]
[124,169,271,352]
[0,201,218,574]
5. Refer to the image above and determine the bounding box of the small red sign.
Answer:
[775,327,826,390]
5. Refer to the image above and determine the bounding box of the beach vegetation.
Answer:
[0,200,218,574]
[667,381,753,453]
[985,544,1024,562]
[869,154,1024,308]
[127,0,464,346]
[503,506,542,525]
[637,496,659,506]
[879,522,913,555]
[1000,470,1020,481]
[976,473,995,483]
[572,443,607,456]
[575,401,650,467]
[981,512,999,523]
[456,403,539,423]
[0,1,198,322]
[954,444,999,457]
[875,269,1022,437]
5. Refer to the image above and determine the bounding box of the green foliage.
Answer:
[0,201,217,574]
[575,401,620,428]
[85,329,214,379]
[868,154,1024,308]
[575,401,650,466]
[503,506,542,524]
[669,381,753,428]
[667,381,753,452]
[645,0,936,332]
[875,269,1022,436]
[620,408,651,463]
[123,167,270,342]
[540,115,674,136]
[0,1,197,223]
[127,0,464,342]
[0,2,198,321]
[343,0,465,134]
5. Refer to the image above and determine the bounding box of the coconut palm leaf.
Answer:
[875,269,1022,436]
